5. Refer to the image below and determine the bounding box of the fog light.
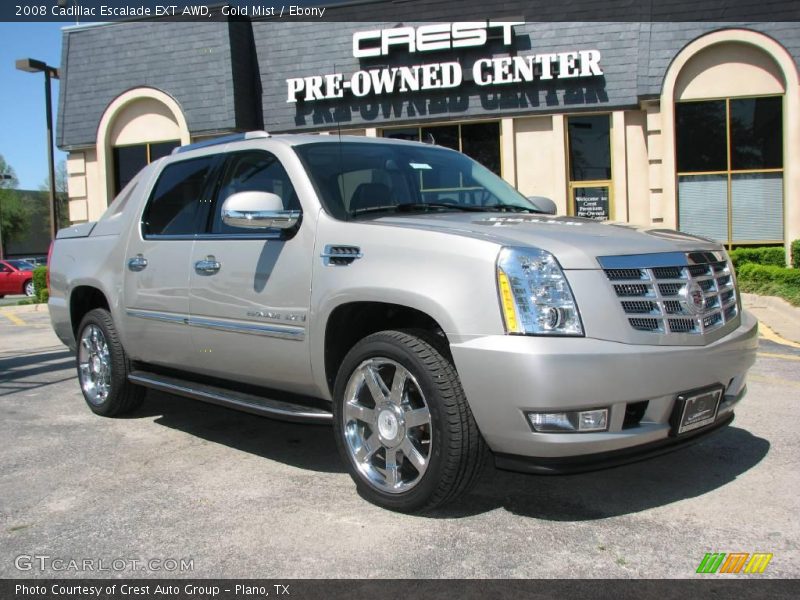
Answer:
[527,409,609,433]
[578,409,608,431]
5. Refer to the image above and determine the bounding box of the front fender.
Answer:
[308,215,504,398]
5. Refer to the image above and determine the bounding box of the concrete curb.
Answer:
[742,293,800,346]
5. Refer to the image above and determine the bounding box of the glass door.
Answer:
[566,115,613,220]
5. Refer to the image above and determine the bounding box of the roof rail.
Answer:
[172,130,270,155]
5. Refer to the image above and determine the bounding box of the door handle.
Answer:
[127,254,148,272]
[195,256,221,275]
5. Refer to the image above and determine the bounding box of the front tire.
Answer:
[24,280,35,297]
[333,330,486,512]
[76,308,144,416]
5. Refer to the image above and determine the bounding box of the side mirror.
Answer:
[221,191,300,230]
[527,196,558,215]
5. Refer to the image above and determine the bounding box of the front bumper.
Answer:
[450,310,758,462]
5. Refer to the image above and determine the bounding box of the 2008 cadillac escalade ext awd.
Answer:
[49,131,758,512]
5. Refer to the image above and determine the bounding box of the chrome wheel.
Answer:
[24,281,35,297]
[78,324,112,406]
[342,358,432,494]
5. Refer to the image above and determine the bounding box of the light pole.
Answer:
[16,58,60,242]
[0,172,12,260]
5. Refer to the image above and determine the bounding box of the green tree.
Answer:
[0,154,31,256]
[0,154,19,188]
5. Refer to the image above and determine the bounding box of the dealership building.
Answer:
[56,1,800,251]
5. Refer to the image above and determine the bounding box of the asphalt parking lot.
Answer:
[1,306,798,579]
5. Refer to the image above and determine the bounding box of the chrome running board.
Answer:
[128,371,332,424]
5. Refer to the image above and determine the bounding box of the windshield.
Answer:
[293,141,537,220]
[7,260,34,271]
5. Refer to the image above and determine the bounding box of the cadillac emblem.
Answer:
[680,280,706,315]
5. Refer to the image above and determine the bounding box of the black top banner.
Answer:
[2,0,800,23]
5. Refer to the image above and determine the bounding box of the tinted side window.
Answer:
[143,157,214,236]
[212,151,298,234]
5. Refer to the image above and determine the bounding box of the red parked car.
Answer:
[0,259,36,297]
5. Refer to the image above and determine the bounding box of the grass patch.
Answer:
[737,263,800,307]
[729,243,800,307]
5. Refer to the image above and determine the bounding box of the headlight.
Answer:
[496,247,583,336]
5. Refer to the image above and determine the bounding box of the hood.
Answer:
[367,213,722,269]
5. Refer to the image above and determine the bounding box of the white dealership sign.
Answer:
[286,22,603,103]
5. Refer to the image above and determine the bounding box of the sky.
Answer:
[0,22,69,190]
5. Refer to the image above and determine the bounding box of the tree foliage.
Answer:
[0,154,31,248]
[0,154,19,188]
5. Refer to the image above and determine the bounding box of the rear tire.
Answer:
[76,308,144,416]
[24,280,35,297]
[333,329,486,512]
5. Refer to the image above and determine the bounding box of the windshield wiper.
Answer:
[351,202,545,217]
[482,204,545,214]
[350,204,401,216]
[351,202,486,217]
[397,202,487,212]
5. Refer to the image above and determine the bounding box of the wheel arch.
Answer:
[321,300,452,396]
[69,285,111,337]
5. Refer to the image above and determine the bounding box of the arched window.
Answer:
[662,32,797,247]
[97,88,190,207]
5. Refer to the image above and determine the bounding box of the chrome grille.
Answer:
[669,318,696,333]
[630,317,661,331]
[601,254,739,335]
[621,300,658,314]
[658,283,683,296]
[606,268,647,281]
[614,283,650,297]
[321,245,363,266]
